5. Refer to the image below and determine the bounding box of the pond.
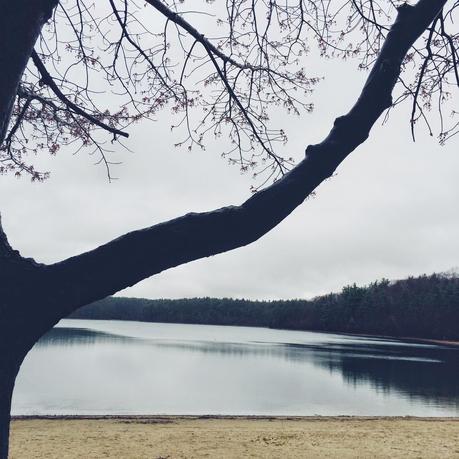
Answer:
[12,320,459,416]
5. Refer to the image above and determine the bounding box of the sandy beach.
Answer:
[9,416,459,458]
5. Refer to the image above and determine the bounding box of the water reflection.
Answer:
[295,341,459,408]
[13,320,459,416]
[37,327,130,346]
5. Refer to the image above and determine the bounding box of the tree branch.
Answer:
[31,51,130,140]
[39,0,446,321]
[0,0,58,144]
[145,0,278,74]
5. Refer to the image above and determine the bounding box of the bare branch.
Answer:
[31,51,129,139]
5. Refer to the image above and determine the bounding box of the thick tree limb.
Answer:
[40,0,446,320]
[0,0,58,144]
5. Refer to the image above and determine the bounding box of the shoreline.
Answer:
[64,317,459,347]
[338,331,459,347]
[11,414,459,420]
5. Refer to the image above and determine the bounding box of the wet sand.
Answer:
[9,416,459,458]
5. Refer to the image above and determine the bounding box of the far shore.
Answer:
[10,416,459,458]
[337,331,459,347]
[65,317,459,347]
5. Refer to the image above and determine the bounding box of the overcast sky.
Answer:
[1,34,458,301]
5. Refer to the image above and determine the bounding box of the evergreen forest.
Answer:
[70,273,459,340]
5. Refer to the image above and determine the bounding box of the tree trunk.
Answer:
[0,218,51,458]
[0,351,22,459]
[0,2,62,449]
[0,305,54,459]
[0,373,16,459]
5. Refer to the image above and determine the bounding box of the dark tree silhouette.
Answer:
[0,0,455,456]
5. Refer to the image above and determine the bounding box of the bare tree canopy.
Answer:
[2,0,458,185]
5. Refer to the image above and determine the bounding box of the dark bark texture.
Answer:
[0,0,448,457]
[0,0,58,143]
[0,359,21,459]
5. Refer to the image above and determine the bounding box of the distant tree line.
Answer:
[70,273,459,340]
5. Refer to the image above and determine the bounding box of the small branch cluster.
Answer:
[1,0,457,184]
[396,5,459,143]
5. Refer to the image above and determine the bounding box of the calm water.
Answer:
[12,320,459,416]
